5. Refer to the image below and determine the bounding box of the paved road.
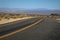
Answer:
[0,18,40,36]
[1,18,60,40]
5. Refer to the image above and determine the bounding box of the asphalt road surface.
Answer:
[0,18,60,40]
[0,18,40,36]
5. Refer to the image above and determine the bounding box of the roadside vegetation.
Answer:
[0,13,40,21]
[50,13,60,19]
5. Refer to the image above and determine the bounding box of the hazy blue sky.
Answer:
[0,0,60,9]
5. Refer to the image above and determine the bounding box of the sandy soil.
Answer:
[0,17,33,24]
[56,18,60,23]
[56,18,60,20]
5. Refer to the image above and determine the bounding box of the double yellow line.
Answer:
[0,17,45,39]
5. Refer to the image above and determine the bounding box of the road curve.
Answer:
[0,18,41,36]
[0,18,60,40]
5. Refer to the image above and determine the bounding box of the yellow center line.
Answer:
[0,17,46,39]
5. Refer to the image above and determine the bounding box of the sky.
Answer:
[0,0,60,9]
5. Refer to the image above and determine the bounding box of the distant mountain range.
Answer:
[0,8,60,15]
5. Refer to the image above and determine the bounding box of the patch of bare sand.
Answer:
[56,18,60,20]
[0,17,33,24]
[56,18,60,23]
